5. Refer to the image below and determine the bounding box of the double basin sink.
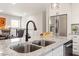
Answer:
[10,40,55,53]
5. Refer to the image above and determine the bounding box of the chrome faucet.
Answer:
[26,20,37,41]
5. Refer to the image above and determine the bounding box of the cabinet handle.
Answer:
[73,48,77,50]
[73,42,78,43]
[74,36,77,38]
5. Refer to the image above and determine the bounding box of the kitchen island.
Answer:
[0,36,72,56]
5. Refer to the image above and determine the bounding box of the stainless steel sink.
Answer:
[10,40,55,53]
[10,44,41,53]
[32,40,55,47]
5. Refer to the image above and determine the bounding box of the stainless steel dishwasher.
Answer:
[64,40,73,56]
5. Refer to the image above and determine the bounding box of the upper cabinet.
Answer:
[71,4,79,24]
[49,3,72,16]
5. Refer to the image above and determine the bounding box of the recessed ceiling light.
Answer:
[0,10,3,12]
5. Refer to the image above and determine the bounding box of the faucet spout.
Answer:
[26,20,37,41]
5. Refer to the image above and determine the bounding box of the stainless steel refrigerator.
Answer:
[49,14,67,36]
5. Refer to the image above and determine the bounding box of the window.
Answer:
[11,19,20,28]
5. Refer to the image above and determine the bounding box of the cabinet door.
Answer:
[44,51,53,56]
[44,45,63,56]
[49,14,67,36]
[58,14,67,36]
[52,45,64,56]
[50,16,56,33]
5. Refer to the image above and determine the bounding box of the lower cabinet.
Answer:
[52,45,64,56]
[44,45,64,56]
[72,35,79,55]
[44,51,53,56]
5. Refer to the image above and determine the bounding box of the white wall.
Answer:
[46,3,72,36]
[21,12,43,41]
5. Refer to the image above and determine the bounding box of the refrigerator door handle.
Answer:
[57,19,59,33]
[56,19,58,34]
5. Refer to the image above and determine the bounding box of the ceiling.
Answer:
[0,3,49,17]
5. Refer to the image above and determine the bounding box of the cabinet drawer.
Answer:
[72,35,79,38]
[73,42,79,45]
[73,49,79,54]
[73,39,79,42]
[73,41,78,43]
[73,46,79,51]
[73,45,79,47]
[73,40,79,45]
[73,36,77,38]
[73,46,79,55]
[73,47,78,51]
[73,51,79,55]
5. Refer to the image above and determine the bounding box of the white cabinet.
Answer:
[44,50,53,56]
[52,45,64,56]
[72,35,79,55]
[44,45,64,56]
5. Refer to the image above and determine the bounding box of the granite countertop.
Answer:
[0,36,72,56]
